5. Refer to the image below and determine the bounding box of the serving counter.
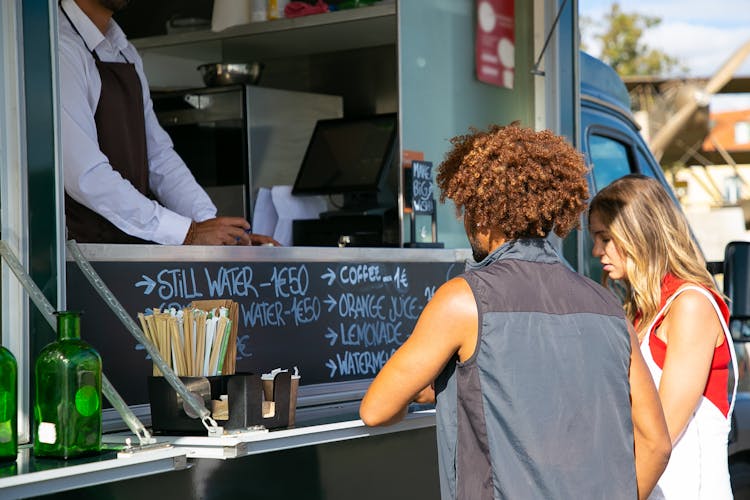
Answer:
[11,244,470,499]
[134,409,436,460]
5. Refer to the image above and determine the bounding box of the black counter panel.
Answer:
[66,260,463,405]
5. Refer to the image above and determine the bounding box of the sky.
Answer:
[578,0,750,111]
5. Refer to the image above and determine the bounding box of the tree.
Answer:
[585,3,684,77]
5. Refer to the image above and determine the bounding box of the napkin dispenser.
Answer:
[148,371,293,433]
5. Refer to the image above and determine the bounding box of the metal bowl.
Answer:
[197,62,263,87]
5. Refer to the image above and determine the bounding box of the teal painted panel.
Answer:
[22,0,58,355]
[400,0,535,248]
[556,0,578,145]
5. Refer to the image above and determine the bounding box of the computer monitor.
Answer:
[292,113,397,213]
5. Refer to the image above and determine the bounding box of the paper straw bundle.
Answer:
[138,300,238,377]
[190,299,239,375]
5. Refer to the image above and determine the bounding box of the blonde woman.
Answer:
[588,174,738,499]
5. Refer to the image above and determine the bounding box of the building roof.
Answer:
[704,108,750,152]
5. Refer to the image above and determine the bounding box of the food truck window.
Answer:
[291,113,398,247]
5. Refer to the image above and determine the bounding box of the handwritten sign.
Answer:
[406,160,435,215]
[66,260,462,405]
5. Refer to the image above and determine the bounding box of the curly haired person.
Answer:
[589,174,738,499]
[361,124,670,500]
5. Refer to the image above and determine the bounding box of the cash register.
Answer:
[291,113,398,247]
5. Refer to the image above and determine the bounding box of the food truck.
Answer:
[3,1,750,499]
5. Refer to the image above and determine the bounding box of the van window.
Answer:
[589,134,633,190]
[635,149,659,178]
[575,134,635,281]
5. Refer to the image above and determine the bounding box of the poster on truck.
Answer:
[475,0,515,89]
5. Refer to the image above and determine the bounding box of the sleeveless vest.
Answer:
[435,238,636,499]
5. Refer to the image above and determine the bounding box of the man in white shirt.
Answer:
[59,0,276,246]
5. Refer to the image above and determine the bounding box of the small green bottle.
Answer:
[34,311,102,459]
[0,345,17,462]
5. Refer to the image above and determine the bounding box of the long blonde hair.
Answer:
[588,174,716,331]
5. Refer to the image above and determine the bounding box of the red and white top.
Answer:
[639,275,738,500]
[646,274,732,416]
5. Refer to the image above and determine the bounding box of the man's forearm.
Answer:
[633,426,671,499]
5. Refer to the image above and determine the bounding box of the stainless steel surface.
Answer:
[155,86,243,126]
[295,379,370,408]
[154,85,343,221]
[243,86,343,198]
[66,243,472,263]
[179,378,212,419]
[198,62,263,87]
[103,410,436,460]
[0,446,188,500]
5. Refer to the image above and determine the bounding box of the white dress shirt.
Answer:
[58,0,216,245]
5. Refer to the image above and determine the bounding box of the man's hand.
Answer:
[248,233,282,246]
[414,384,435,404]
[187,217,250,245]
[184,217,282,246]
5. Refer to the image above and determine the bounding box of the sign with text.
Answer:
[475,0,515,89]
[67,259,462,405]
[408,160,435,215]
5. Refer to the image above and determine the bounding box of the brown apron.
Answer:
[62,5,153,244]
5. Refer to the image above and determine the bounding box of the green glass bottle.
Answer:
[34,311,102,459]
[0,345,17,462]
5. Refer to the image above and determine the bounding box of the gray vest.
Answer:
[435,239,636,499]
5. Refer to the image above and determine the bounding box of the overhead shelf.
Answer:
[131,2,397,60]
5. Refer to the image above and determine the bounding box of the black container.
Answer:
[147,372,292,434]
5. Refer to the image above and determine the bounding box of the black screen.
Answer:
[292,114,397,195]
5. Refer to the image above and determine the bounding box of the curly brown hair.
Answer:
[436,123,589,239]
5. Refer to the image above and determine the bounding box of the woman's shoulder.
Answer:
[660,283,728,353]
[670,284,715,307]
[665,283,726,328]
[669,282,726,309]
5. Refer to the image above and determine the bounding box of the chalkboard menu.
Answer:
[66,259,464,406]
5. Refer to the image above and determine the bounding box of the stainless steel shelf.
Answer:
[103,410,436,460]
[67,243,472,264]
[132,3,397,59]
[0,446,188,500]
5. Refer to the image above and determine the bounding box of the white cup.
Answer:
[251,0,267,22]
[211,0,252,31]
